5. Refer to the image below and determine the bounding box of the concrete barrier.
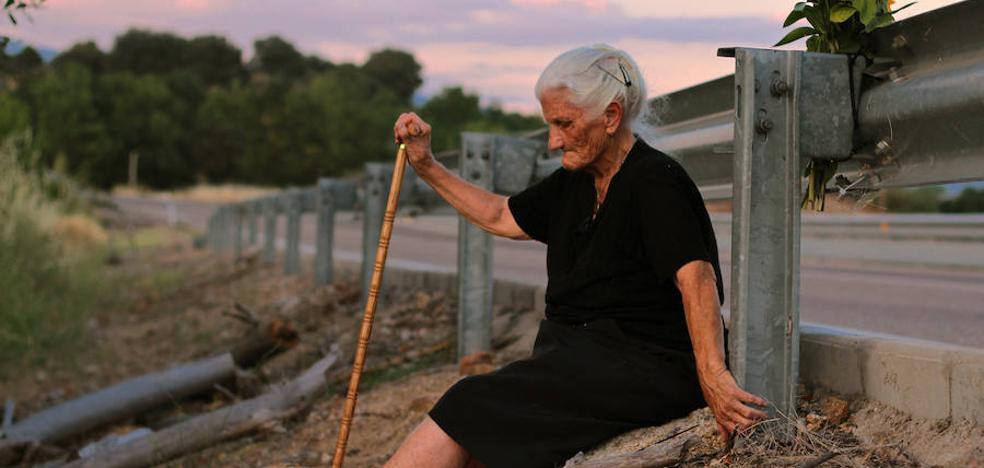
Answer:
[800,323,984,424]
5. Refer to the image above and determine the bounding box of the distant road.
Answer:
[114,196,984,349]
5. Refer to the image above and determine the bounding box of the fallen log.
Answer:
[66,348,340,468]
[0,319,299,465]
[0,354,235,465]
[230,318,300,368]
[2,399,13,428]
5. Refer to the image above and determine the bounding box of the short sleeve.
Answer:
[637,177,711,281]
[507,168,565,243]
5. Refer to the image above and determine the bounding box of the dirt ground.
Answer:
[2,218,981,467]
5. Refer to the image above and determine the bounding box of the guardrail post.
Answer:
[217,206,231,254]
[262,197,277,265]
[206,214,216,250]
[315,178,336,285]
[457,133,495,359]
[247,201,259,246]
[233,204,244,259]
[362,163,388,298]
[726,47,803,418]
[285,188,301,275]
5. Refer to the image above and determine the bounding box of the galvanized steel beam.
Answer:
[262,197,277,265]
[315,178,336,286]
[233,204,244,259]
[726,47,806,418]
[284,189,301,275]
[457,133,495,359]
[362,163,388,298]
[247,201,258,246]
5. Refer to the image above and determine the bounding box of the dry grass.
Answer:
[112,184,275,204]
[0,135,108,369]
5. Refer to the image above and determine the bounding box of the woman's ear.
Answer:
[604,101,624,135]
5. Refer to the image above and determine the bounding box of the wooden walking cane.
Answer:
[332,141,409,468]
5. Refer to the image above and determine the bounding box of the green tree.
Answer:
[186,35,244,87]
[362,48,422,104]
[0,93,29,141]
[9,46,42,74]
[237,64,402,185]
[251,36,307,80]
[192,84,250,182]
[98,72,190,188]
[52,41,106,74]
[419,87,543,152]
[27,64,117,185]
[109,29,189,76]
[419,86,482,152]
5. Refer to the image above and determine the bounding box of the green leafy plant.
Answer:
[2,0,45,51]
[775,0,914,211]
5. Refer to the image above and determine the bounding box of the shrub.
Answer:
[0,133,106,371]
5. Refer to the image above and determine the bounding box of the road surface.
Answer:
[114,196,984,348]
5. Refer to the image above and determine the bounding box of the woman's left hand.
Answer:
[697,365,769,443]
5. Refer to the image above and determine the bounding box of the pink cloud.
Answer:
[7,0,963,115]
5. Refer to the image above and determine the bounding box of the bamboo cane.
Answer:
[332,143,409,468]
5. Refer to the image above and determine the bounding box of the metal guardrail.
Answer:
[204,0,984,419]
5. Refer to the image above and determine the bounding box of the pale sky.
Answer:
[1,0,962,113]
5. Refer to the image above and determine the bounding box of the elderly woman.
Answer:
[386,44,766,468]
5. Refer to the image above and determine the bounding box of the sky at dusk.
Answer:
[1,0,962,113]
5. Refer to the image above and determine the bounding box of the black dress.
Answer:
[429,139,724,468]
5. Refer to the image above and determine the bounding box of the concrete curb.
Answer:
[800,323,984,424]
[362,262,984,426]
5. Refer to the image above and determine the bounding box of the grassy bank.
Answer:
[0,135,108,373]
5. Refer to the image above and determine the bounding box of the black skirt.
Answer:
[428,318,706,468]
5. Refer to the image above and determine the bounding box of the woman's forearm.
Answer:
[411,156,526,239]
[676,261,727,377]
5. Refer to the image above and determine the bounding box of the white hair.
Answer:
[535,44,648,129]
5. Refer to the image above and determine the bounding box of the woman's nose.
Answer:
[548,128,564,151]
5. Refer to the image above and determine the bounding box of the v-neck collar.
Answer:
[582,136,646,225]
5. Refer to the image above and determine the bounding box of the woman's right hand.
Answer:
[394,112,434,167]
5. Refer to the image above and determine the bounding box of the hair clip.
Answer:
[596,60,632,87]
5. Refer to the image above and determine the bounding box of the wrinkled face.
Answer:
[539,87,609,172]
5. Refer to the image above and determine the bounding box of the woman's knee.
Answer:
[384,416,470,468]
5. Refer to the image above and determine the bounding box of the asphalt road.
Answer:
[114,196,984,349]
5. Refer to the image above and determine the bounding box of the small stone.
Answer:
[820,396,850,425]
[805,412,827,431]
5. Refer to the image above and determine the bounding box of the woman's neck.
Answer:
[588,128,635,196]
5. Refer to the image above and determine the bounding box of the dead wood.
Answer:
[229,318,299,367]
[796,451,839,468]
[568,435,698,468]
[2,399,13,428]
[0,354,236,464]
[64,348,340,468]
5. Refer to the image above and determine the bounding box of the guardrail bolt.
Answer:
[891,34,909,49]
[770,79,789,97]
[875,139,892,156]
[756,117,774,134]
